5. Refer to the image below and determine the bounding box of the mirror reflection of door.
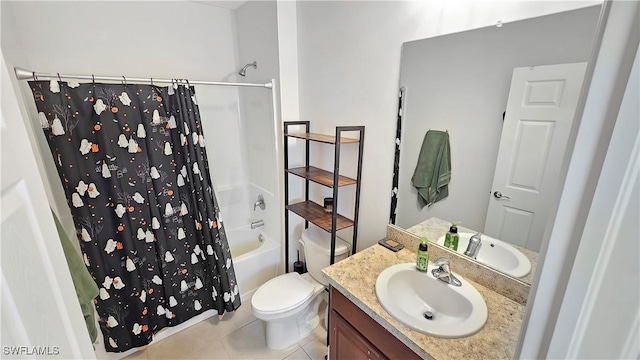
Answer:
[391,5,602,282]
[485,63,587,251]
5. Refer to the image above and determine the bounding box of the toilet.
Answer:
[251,227,350,350]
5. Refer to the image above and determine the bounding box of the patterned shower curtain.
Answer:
[29,79,241,352]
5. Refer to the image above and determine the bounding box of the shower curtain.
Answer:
[29,79,241,352]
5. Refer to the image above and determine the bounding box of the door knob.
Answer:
[493,191,511,200]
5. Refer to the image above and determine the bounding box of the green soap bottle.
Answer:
[416,237,429,272]
[445,222,460,251]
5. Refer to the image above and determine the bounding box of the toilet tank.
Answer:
[300,227,351,286]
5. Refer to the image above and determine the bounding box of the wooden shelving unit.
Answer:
[284,121,365,272]
[286,201,354,232]
[286,166,357,188]
[284,132,361,145]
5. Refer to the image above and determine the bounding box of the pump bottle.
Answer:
[416,237,429,272]
[444,222,460,251]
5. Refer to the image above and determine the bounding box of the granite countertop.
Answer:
[322,244,525,360]
[404,217,539,285]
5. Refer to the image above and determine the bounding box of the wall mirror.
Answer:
[389,5,602,284]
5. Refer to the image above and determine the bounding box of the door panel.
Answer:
[485,63,587,251]
[509,120,555,191]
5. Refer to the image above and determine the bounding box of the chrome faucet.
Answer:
[254,194,266,211]
[464,233,482,259]
[250,219,264,229]
[431,257,462,286]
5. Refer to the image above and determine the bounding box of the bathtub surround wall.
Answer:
[235,1,284,258]
[214,187,282,303]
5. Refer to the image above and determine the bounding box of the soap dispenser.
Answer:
[416,237,429,272]
[444,222,460,251]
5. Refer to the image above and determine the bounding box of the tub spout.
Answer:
[251,220,264,229]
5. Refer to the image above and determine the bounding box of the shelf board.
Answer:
[284,132,360,144]
[286,201,354,232]
[286,166,357,188]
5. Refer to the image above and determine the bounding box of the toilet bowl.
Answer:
[251,227,350,350]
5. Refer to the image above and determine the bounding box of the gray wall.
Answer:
[395,6,601,231]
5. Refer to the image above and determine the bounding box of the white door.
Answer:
[484,63,587,252]
[0,52,95,358]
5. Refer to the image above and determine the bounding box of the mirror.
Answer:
[390,5,602,284]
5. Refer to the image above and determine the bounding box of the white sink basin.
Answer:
[436,233,531,278]
[375,263,487,338]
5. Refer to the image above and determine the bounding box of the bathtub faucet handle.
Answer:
[254,194,266,211]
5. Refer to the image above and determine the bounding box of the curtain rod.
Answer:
[14,67,273,89]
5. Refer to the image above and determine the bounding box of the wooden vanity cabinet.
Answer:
[331,311,386,360]
[329,287,421,360]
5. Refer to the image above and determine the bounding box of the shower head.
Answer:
[238,61,257,77]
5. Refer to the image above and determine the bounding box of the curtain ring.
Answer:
[122,76,127,87]
[32,71,38,81]
[57,72,62,82]
[150,77,154,86]
[92,74,95,85]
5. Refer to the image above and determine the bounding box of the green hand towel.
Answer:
[52,211,99,343]
[411,130,451,208]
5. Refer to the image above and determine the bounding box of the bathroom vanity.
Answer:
[322,240,526,359]
[329,287,419,359]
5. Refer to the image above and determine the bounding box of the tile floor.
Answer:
[121,301,328,360]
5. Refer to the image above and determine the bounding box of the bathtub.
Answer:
[226,226,280,302]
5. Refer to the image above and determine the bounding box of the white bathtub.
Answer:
[227,226,280,302]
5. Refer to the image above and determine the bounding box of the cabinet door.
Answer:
[330,310,386,360]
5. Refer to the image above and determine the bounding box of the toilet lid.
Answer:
[252,273,314,314]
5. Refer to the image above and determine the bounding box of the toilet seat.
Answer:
[252,272,314,316]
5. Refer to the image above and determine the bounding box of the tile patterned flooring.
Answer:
[121,301,328,360]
